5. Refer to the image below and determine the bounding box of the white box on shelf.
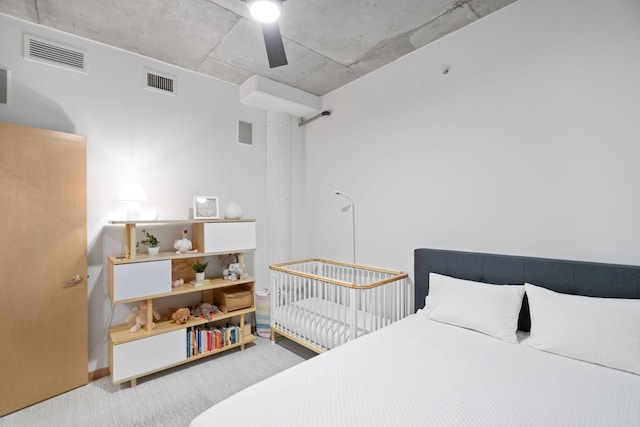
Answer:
[199,222,256,253]
[111,329,186,382]
[112,260,171,301]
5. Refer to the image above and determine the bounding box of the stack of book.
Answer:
[186,324,242,357]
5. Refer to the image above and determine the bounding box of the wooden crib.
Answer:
[269,259,412,353]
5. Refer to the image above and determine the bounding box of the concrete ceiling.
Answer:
[1,0,517,96]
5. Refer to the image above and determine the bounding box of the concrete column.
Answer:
[265,110,292,265]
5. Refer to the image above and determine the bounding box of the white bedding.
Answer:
[191,312,640,426]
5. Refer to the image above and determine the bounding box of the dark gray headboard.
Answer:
[414,248,640,331]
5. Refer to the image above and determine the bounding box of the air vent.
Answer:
[0,68,8,105]
[24,35,86,72]
[238,121,253,145]
[145,70,176,95]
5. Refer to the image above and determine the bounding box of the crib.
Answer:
[269,258,412,353]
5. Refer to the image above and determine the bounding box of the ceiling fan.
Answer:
[242,0,288,68]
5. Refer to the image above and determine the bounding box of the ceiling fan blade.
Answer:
[262,22,288,68]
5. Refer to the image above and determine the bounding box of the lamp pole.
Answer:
[335,191,356,265]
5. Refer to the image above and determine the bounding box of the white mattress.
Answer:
[272,297,392,349]
[191,312,640,426]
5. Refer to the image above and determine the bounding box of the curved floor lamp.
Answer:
[335,191,356,265]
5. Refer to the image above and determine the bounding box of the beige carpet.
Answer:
[0,336,315,427]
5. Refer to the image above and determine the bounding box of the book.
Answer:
[214,329,223,349]
[186,327,191,358]
[190,279,211,287]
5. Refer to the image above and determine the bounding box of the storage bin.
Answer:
[255,289,270,338]
[243,321,252,338]
[212,285,253,313]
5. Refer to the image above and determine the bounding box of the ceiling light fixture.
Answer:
[248,0,281,23]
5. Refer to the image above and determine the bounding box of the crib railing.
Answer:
[269,259,412,353]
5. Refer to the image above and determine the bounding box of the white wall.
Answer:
[298,0,640,285]
[0,13,270,372]
[3,0,639,373]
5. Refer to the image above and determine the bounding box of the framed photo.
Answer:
[193,196,219,219]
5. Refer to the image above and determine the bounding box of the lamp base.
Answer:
[126,201,141,220]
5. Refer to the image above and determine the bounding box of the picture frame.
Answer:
[193,196,219,219]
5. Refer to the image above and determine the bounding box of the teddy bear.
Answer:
[219,253,238,266]
[127,301,161,333]
[190,302,219,320]
[171,307,193,324]
[223,263,243,280]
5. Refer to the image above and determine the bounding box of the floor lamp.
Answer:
[335,191,356,265]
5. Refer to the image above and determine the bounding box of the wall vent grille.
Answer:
[24,35,86,72]
[238,121,253,145]
[0,68,8,105]
[145,70,175,94]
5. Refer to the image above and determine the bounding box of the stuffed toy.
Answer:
[171,307,193,324]
[223,263,243,280]
[127,301,161,333]
[191,302,219,320]
[219,254,238,267]
[173,238,192,253]
[174,228,194,253]
[172,278,184,287]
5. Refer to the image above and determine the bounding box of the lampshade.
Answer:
[118,183,148,202]
[118,183,148,220]
[248,0,281,23]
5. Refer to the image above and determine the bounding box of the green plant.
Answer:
[191,258,208,273]
[137,229,159,248]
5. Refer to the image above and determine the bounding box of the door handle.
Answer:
[64,274,83,287]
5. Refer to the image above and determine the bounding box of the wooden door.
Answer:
[0,122,88,416]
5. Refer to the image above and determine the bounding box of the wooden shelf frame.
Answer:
[108,218,258,387]
[109,250,253,265]
[109,218,255,260]
[110,306,256,345]
[108,272,254,304]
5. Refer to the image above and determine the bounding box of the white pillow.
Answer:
[424,273,525,343]
[524,283,640,375]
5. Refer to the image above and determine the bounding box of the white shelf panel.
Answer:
[112,260,172,301]
[201,221,256,253]
[112,329,186,382]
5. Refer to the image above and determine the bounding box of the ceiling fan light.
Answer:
[248,0,281,23]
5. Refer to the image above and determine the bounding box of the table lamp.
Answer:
[118,183,148,220]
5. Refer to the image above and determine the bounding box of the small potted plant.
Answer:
[137,229,160,256]
[191,258,208,282]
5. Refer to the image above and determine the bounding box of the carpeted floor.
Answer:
[0,336,316,427]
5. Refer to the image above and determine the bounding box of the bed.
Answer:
[191,249,640,426]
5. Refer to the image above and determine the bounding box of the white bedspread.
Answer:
[191,312,640,426]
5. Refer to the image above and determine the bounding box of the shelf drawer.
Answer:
[112,329,186,383]
[111,260,171,302]
[212,285,254,313]
[194,222,256,253]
